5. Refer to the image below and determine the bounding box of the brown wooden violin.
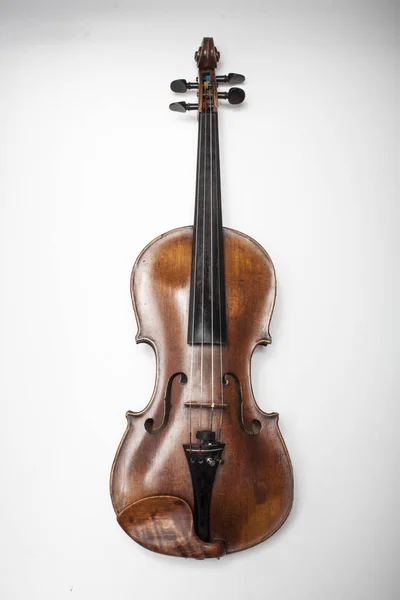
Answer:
[110,37,293,558]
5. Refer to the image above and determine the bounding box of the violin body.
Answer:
[110,39,293,559]
[111,226,293,557]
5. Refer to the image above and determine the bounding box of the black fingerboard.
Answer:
[187,111,227,345]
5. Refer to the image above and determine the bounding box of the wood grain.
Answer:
[110,226,293,557]
[118,495,225,559]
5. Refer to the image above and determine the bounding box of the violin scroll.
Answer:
[195,37,220,69]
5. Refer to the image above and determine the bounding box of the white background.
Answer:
[0,1,398,598]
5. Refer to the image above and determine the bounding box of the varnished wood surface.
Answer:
[110,226,293,557]
[118,495,225,559]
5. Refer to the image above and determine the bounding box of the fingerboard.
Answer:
[187,111,227,345]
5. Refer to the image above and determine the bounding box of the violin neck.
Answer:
[187,111,227,345]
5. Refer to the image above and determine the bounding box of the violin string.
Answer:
[199,88,206,436]
[188,99,204,451]
[210,87,215,434]
[216,112,224,441]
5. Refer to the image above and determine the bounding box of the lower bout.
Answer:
[110,411,293,557]
[211,437,294,553]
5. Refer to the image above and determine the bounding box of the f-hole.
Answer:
[225,372,262,435]
[145,372,187,434]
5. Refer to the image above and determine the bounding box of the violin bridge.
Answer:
[183,401,228,409]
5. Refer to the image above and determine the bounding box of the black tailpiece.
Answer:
[183,431,225,542]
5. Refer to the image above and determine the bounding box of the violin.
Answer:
[110,37,293,559]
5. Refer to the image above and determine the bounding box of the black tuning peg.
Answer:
[218,87,245,105]
[169,102,198,113]
[216,73,245,85]
[170,79,199,93]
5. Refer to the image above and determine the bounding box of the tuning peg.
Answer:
[169,102,198,113]
[170,79,199,93]
[218,87,245,105]
[216,73,245,85]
